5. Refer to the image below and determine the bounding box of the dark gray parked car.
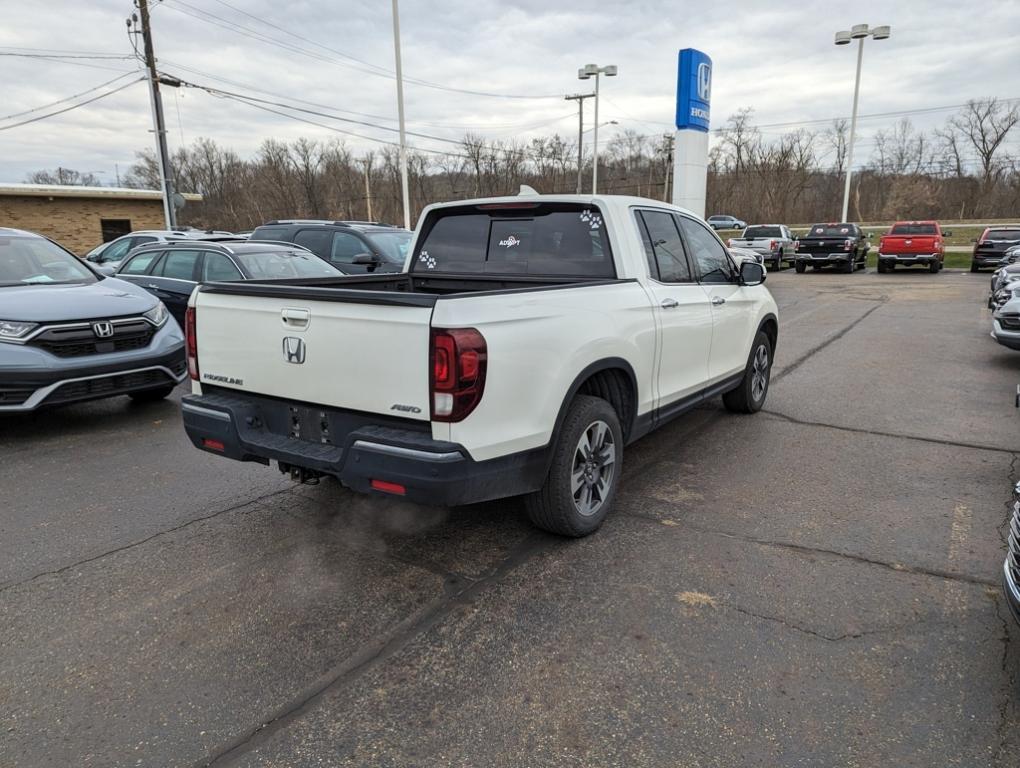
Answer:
[249,220,412,273]
[0,227,185,412]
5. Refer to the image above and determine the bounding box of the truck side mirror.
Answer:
[739,260,765,286]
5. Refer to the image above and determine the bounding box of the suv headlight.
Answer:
[144,302,169,327]
[0,320,38,342]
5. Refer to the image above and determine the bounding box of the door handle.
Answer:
[282,307,311,329]
[660,298,679,309]
[711,296,726,306]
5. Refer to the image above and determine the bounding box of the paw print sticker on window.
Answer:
[418,249,437,270]
[579,209,603,230]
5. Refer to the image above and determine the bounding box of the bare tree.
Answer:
[27,167,103,186]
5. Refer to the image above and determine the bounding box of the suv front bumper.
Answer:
[181,391,548,506]
[991,320,1020,350]
[0,322,185,412]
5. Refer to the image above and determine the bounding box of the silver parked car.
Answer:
[0,228,185,412]
[83,230,226,271]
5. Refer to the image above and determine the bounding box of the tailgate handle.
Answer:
[281,307,310,329]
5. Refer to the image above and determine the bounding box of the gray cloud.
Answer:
[1,0,1018,182]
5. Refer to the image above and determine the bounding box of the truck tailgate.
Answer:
[882,235,936,253]
[193,290,433,420]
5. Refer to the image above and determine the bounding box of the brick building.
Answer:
[0,183,201,255]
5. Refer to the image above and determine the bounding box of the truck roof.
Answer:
[420,193,699,221]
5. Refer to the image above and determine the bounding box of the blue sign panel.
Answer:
[676,48,712,132]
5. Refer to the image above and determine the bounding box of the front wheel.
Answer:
[525,395,622,537]
[723,331,772,414]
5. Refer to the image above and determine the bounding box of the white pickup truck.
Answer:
[728,225,796,271]
[181,194,779,536]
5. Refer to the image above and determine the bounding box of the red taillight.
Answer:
[430,327,487,422]
[769,240,776,251]
[844,239,853,251]
[794,240,800,251]
[371,479,406,495]
[185,306,199,381]
[202,438,224,452]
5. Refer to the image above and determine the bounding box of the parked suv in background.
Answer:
[0,228,185,412]
[794,223,870,273]
[972,226,1020,272]
[249,220,413,273]
[115,239,343,327]
[877,221,948,273]
[707,214,747,231]
[83,230,218,270]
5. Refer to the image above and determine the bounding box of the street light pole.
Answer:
[565,93,594,194]
[391,0,411,230]
[835,23,890,222]
[578,63,617,195]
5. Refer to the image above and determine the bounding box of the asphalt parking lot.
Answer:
[3,267,1020,767]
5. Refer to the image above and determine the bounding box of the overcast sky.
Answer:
[1,0,1018,184]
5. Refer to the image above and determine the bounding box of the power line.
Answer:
[159,0,563,100]
[0,72,141,122]
[0,77,145,132]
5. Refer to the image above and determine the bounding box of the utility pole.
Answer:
[565,93,594,194]
[133,0,176,228]
[663,134,674,202]
[361,156,374,221]
[391,0,411,230]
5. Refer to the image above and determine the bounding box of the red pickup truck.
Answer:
[876,221,948,273]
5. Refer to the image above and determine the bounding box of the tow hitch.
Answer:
[279,462,322,485]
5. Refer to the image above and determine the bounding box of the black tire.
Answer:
[929,259,939,274]
[971,263,979,273]
[524,395,622,537]
[843,257,854,274]
[129,385,175,402]
[795,261,806,274]
[722,331,772,414]
[877,262,887,274]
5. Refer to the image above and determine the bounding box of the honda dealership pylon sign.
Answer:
[672,48,712,216]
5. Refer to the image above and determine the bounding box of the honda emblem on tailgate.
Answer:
[92,321,114,338]
[282,336,306,364]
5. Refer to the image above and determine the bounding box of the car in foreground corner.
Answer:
[0,228,185,412]
[1004,480,1020,625]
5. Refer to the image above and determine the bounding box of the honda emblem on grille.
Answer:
[92,321,114,338]
[282,336,306,364]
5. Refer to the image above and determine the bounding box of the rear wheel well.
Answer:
[575,368,635,442]
[760,317,778,355]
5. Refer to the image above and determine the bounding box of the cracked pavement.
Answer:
[2,268,1020,766]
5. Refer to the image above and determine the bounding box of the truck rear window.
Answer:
[412,203,614,277]
[743,226,782,238]
[889,224,937,235]
[807,224,854,237]
[985,229,1020,241]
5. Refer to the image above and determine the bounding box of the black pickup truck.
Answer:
[794,223,870,273]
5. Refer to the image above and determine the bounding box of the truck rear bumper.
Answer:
[795,254,852,263]
[878,253,938,265]
[181,392,548,506]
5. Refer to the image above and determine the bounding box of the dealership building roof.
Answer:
[0,183,201,202]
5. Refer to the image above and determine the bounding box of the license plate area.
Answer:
[286,404,334,445]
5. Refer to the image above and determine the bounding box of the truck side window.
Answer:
[638,210,691,283]
[678,217,733,283]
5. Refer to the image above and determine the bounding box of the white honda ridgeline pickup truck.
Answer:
[181,194,778,536]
